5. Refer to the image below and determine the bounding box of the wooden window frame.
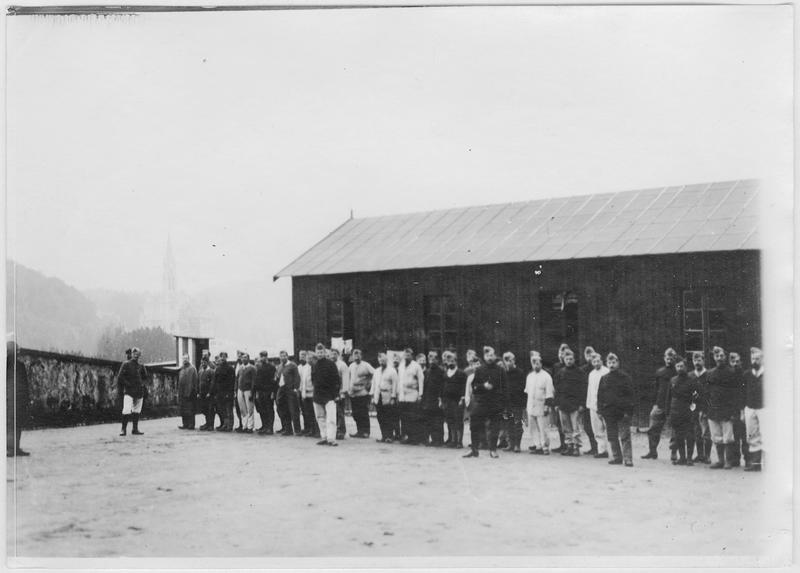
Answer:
[424,295,457,353]
[682,288,726,359]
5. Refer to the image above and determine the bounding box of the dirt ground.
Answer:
[6,413,773,560]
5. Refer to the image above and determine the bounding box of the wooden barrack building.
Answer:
[275,179,761,420]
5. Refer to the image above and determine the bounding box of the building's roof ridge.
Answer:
[343,178,751,223]
[274,178,761,278]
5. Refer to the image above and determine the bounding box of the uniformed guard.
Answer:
[463,346,509,459]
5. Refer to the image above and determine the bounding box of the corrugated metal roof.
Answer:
[275,179,760,278]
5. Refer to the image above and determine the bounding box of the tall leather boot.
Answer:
[730,439,741,467]
[744,450,762,472]
[686,438,695,465]
[703,439,713,464]
[692,438,703,462]
[641,433,658,459]
[710,443,725,469]
[513,431,522,453]
[119,415,129,436]
[463,444,479,458]
[724,443,734,469]
[674,439,686,465]
[131,414,144,435]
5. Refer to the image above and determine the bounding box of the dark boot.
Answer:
[724,443,734,469]
[463,447,479,458]
[120,415,129,436]
[744,450,762,472]
[710,443,725,469]
[692,438,704,462]
[131,414,144,435]
[676,440,687,465]
[641,434,658,459]
[730,440,741,467]
[730,445,741,467]
[703,439,713,464]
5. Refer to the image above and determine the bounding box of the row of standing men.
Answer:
[166,341,763,469]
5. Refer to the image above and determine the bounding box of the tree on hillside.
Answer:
[97,325,175,363]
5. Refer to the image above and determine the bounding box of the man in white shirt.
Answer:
[372,352,399,442]
[397,347,425,445]
[586,353,610,458]
[298,350,319,438]
[348,349,375,438]
[331,349,350,440]
[524,351,554,455]
[742,347,764,472]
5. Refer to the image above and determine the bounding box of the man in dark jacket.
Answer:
[421,351,445,447]
[276,351,302,436]
[642,348,677,460]
[706,346,740,469]
[553,349,588,456]
[440,350,467,448]
[6,341,31,457]
[198,352,216,431]
[312,343,341,446]
[463,346,508,459]
[549,343,571,452]
[598,353,634,467]
[502,352,527,453]
[668,357,701,466]
[254,351,277,434]
[177,353,199,430]
[213,352,236,431]
[118,347,146,436]
[742,347,764,472]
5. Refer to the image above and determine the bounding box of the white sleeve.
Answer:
[465,373,474,407]
[341,364,350,394]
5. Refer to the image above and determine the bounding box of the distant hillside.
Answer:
[6,261,104,356]
[5,261,294,358]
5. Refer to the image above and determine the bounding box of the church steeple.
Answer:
[160,234,179,333]
[163,233,177,294]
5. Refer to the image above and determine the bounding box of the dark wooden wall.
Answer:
[290,250,761,423]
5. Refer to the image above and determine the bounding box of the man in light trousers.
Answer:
[586,353,610,458]
[524,352,554,455]
[312,343,341,447]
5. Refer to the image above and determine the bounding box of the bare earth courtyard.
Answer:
[7,415,770,559]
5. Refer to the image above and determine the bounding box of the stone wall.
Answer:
[16,348,180,428]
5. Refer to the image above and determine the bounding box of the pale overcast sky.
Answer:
[6,5,793,296]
